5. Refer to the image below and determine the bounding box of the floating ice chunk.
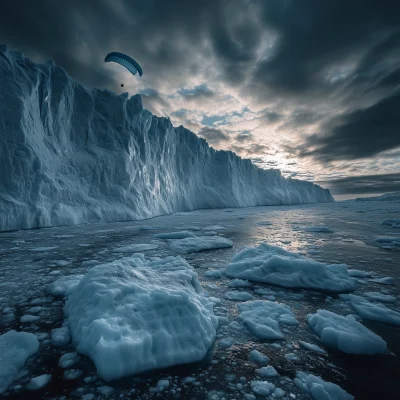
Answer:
[302,226,333,233]
[295,372,354,400]
[205,270,222,279]
[26,374,52,390]
[374,237,400,248]
[51,327,70,347]
[112,243,159,252]
[168,236,233,254]
[382,219,400,228]
[285,353,298,361]
[218,338,233,349]
[29,246,58,252]
[63,369,83,380]
[156,379,170,392]
[348,269,373,278]
[347,295,400,326]
[204,225,226,231]
[0,330,39,394]
[155,231,196,239]
[368,276,395,285]
[59,352,80,368]
[228,278,251,288]
[98,386,114,396]
[20,315,40,323]
[307,309,387,354]
[47,275,84,297]
[64,255,217,380]
[251,381,276,396]
[364,292,396,303]
[238,300,298,340]
[299,341,327,355]
[249,350,270,365]
[55,260,71,267]
[225,291,254,301]
[256,366,278,378]
[225,243,355,293]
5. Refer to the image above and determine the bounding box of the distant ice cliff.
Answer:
[0,45,333,231]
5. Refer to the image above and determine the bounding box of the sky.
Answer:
[1,0,399,199]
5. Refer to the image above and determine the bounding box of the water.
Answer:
[0,200,399,399]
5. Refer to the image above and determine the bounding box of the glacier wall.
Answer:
[0,45,333,232]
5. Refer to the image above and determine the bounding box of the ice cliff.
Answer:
[0,46,333,232]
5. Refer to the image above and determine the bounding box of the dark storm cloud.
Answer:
[302,90,400,161]
[197,127,229,145]
[1,0,400,167]
[317,173,400,195]
[250,0,400,96]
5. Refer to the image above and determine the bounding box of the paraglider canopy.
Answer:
[104,52,143,77]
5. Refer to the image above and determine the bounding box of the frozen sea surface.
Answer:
[0,199,399,399]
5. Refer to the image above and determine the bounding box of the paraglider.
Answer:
[104,52,143,87]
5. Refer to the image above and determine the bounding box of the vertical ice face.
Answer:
[0,45,333,231]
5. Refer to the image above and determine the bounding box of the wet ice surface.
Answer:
[0,200,399,399]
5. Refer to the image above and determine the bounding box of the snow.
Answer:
[26,374,52,390]
[64,254,218,380]
[295,372,354,400]
[255,366,279,378]
[224,243,355,293]
[46,275,83,297]
[307,309,387,354]
[238,300,299,340]
[249,350,270,365]
[0,330,39,394]
[364,291,396,303]
[168,236,233,253]
[347,294,400,326]
[0,46,333,232]
[224,291,254,301]
[299,341,327,355]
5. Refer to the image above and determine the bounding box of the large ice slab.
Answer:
[224,243,355,293]
[307,309,387,354]
[64,254,218,381]
[0,46,333,232]
[0,330,39,394]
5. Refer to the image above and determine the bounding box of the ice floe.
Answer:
[238,300,299,340]
[307,309,387,354]
[224,243,355,293]
[168,236,233,254]
[0,330,39,394]
[295,372,354,400]
[64,254,218,380]
[47,275,84,297]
